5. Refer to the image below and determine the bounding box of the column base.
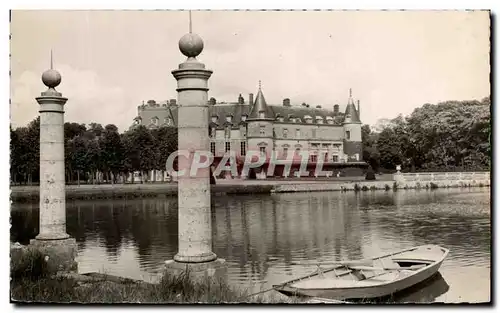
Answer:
[165,258,227,283]
[29,237,78,274]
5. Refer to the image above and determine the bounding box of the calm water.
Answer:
[11,188,491,303]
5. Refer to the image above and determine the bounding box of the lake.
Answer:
[11,188,491,303]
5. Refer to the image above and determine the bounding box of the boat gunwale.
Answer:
[274,245,449,292]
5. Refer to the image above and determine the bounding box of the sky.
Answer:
[10,10,490,132]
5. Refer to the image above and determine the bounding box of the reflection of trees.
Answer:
[10,204,38,244]
[369,190,490,254]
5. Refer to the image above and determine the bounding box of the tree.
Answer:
[100,124,124,184]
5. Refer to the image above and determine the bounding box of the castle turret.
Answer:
[342,88,362,162]
[246,81,274,170]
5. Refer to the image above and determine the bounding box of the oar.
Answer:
[290,259,372,266]
[350,264,426,271]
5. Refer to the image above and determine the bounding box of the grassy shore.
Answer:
[10,249,293,304]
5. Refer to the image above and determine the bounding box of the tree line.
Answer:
[362,96,491,173]
[10,121,178,185]
[10,96,490,185]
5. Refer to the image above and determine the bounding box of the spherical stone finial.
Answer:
[179,33,204,58]
[42,69,61,88]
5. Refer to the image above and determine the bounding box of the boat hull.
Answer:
[274,245,449,300]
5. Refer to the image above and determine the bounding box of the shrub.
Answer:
[354,184,361,192]
[392,182,398,191]
[11,248,50,281]
[430,182,439,189]
[361,185,369,191]
[384,184,391,191]
[365,167,376,181]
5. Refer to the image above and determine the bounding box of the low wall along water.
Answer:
[9,172,490,202]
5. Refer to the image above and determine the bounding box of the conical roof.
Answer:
[248,83,274,120]
[343,89,361,124]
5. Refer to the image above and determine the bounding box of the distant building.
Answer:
[130,86,367,178]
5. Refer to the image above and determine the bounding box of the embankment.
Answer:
[10,171,490,203]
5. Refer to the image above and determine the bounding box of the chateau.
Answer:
[130,85,367,178]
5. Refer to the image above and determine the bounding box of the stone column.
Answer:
[165,30,226,279]
[29,64,77,273]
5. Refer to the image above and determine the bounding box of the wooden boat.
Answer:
[273,244,449,301]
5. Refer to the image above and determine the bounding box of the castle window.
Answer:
[312,129,316,138]
[346,130,351,140]
[260,146,266,156]
[295,129,300,139]
[240,142,246,156]
[260,126,265,135]
[310,155,317,162]
[225,142,231,152]
[225,126,231,139]
[283,128,288,138]
[211,142,216,155]
[283,147,288,159]
[332,155,339,163]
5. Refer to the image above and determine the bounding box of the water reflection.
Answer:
[10,188,490,302]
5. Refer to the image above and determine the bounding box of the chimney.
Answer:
[238,93,244,104]
[283,98,291,106]
[357,100,360,119]
[249,93,254,105]
[333,104,339,114]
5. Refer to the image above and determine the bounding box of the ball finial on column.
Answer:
[179,33,204,58]
[42,51,61,89]
[42,69,62,89]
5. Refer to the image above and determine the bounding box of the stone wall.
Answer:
[393,172,490,189]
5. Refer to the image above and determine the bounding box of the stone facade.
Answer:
[131,88,367,178]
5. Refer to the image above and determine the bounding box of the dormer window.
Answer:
[326,116,334,124]
[151,116,159,126]
[226,114,233,123]
[259,110,265,119]
[210,127,216,138]
[225,126,231,139]
[304,115,313,124]
[211,115,218,123]
[315,116,324,124]
[241,114,248,122]
[164,117,172,126]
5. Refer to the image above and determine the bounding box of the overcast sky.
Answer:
[10,10,490,132]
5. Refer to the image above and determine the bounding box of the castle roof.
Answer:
[248,83,274,120]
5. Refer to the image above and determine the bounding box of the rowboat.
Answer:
[273,244,449,301]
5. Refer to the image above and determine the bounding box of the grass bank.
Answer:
[10,248,292,304]
[10,183,275,203]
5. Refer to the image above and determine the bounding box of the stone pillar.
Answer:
[165,30,226,279]
[30,63,77,273]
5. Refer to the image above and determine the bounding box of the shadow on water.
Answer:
[347,272,450,304]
